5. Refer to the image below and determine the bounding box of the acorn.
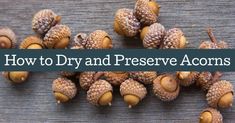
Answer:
[161,28,186,49]
[32,9,61,35]
[196,71,222,91]
[103,72,129,86]
[52,77,77,103]
[153,74,180,101]
[176,71,199,86]
[120,79,147,108]
[87,80,113,106]
[43,24,71,49]
[60,71,76,78]
[0,27,16,49]
[114,8,140,37]
[85,30,112,49]
[199,108,223,123]
[19,36,44,49]
[206,80,234,108]
[79,71,104,90]
[129,71,157,84]
[2,71,29,84]
[140,23,166,48]
[73,33,87,47]
[134,0,160,25]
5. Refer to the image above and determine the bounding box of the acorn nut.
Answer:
[87,80,113,106]
[199,108,223,123]
[2,71,29,84]
[103,72,129,86]
[0,27,16,49]
[120,79,147,108]
[79,71,104,90]
[176,71,199,86]
[129,71,157,84]
[20,36,44,49]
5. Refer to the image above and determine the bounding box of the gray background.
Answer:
[0,0,235,123]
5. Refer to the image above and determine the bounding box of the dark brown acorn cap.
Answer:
[162,28,186,49]
[0,27,16,48]
[79,71,103,90]
[103,72,129,86]
[73,33,87,47]
[19,36,44,49]
[177,71,199,86]
[129,71,157,84]
[199,107,223,123]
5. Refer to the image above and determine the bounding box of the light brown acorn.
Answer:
[129,71,157,84]
[2,71,29,84]
[52,77,77,103]
[87,80,113,106]
[79,71,104,90]
[19,36,44,49]
[43,24,71,49]
[199,108,223,123]
[176,71,199,86]
[120,79,147,108]
[134,0,160,25]
[85,30,112,49]
[114,8,141,37]
[153,74,180,101]
[161,28,187,49]
[206,80,234,108]
[103,72,129,86]
[73,33,87,47]
[140,23,166,48]
[0,27,16,49]
[32,9,61,35]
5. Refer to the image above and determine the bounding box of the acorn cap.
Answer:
[199,41,218,49]
[120,79,147,100]
[142,23,165,48]
[0,27,16,48]
[199,108,223,123]
[177,71,199,86]
[206,80,234,108]
[19,36,44,49]
[87,80,113,106]
[73,33,87,47]
[162,28,186,49]
[217,41,228,49]
[32,9,61,35]
[71,44,84,50]
[43,24,71,49]
[85,30,112,49]
[52,77,77,100]
[153,74,180,101]
[134,0,159,25]
[103,72,129,86]
[79,71,97,90]
[114,8,140,37]
[129,71,157,84]
[60,71,76,77]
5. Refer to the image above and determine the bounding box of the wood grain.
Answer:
[0,0,234,123]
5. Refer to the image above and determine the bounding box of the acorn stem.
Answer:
[128,105,132,108]
[200,117,203,120]
[108,102,112,106]
[94,72,104,80]
[57,100,61,104]
[207,27,217,43]
[21,77,25,81]
[212,71,222,82]
[0,42,5,48]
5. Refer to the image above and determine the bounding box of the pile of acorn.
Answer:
[0,0,233,123]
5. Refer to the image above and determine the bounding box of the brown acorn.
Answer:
[129,71,157,84]
[52,77,77,103]
[85,30,112,49]
[2,71,29,84]
[161,28,187,49]
[0,27,16,49]
[103,72,129,86]
[73,33,87,47]
[114,8,141,37]
[176,71,199,86]
[32,9,61,35]
[140,23,166,48]
[120,79,147,108]
[19,36,44,49]
[79,71,104,90]
[153,74,180,101]
[206,80,234,108]
[87,80,113,106]
[43,24,71,49]
[199,108,223,123]
[134,0,160,25]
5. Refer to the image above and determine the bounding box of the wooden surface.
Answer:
[0,0,235,123]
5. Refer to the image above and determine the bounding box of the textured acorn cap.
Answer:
[134,0,159,25]
[103,72,129,86]
[0,27,16,48]
[32,9,61,35]
[87,80,113,106]
[43,24,71,49]
[129,71,157,84]
[162,28,186,49]
[71,44,84,49]
[142,23,165,48]
[114,8,140,37]
[52,77,77,100]
[79,71,96,90]
[85,30,112,49]
[177,71,199,86]
[199,41,218,49]
[206,80,234,108]
[19,36,44,49]
[199,108,223,123]
[153,74,180,101]
[60,71,76,78]
[120,79,147,100]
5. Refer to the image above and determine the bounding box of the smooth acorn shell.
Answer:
[19,36,44,49]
